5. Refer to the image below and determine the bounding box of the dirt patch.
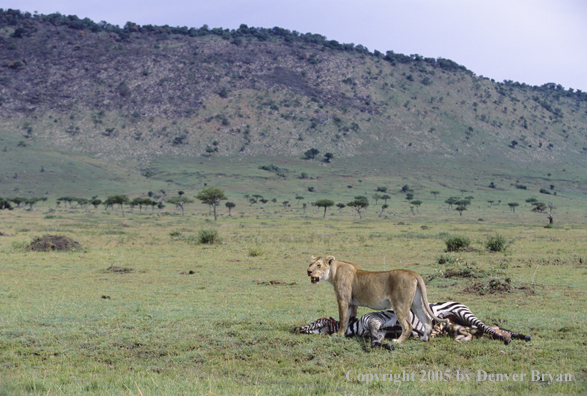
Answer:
[180,270,196,275]
[104,265,136,273]
[253,279,297,286]
[27,235,81,252]
[463,278,511,295]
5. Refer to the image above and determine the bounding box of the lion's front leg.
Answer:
[337,300,353,336]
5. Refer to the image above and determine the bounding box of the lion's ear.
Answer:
[311,255,317,261]
[326,256,335,265]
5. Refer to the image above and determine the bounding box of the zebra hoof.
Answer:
[503,337,511,345]
[372,342,394,351]
[382,343,394,351]
[525,334,531,341]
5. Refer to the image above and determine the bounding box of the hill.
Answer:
[1,9,587,202]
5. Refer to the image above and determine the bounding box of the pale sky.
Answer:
[4,0,587,92]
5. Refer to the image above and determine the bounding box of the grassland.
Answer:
[1,201,586,395]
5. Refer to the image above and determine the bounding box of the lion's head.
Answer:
[307,255,335,284]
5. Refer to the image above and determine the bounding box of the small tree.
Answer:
[195,187,227,221]
[260,199,269,208]
[376,186,388,193]
[131,197,148,213]
[532,202,555,224]
[225,201,236,215]
[167,196,194,216]
[372,193,382,205]
[445,197,457,209]
[90,198,103,209]
[295,195,305,205]
[303,148,320,159]
[411,200,422,213]
[315,199,335,218]
[379,204,389,217]
[455,204,467,216]
[25,197,45,210]
[10,197,26,208]
[282,200,290,210]
[336,203,346,213]
[0,197,13,210]
[347,197,369,219]
[430,191,440,199]
[507,202,519,213]
[104,195,129,216]
[324,152,334,163]
[381,194,391,204]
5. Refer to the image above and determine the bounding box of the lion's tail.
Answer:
[417,277,449,325]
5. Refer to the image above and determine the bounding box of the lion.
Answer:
[307,255,449,344]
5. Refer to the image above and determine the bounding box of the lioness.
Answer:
[307,255,448,344]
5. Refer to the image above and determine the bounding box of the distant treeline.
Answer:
[2,8,586,102]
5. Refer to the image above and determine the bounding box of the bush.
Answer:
[248,246,263,257]
[444,235,471,252]
[485,233,510,252]
[198,229,221,245]
[437,254,457,264]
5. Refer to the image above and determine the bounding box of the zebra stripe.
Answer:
[296,301,528,344]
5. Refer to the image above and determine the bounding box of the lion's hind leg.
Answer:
[392,308,413,344]
[411,292,433,341]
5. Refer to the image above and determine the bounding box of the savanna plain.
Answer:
[1,198,586,395]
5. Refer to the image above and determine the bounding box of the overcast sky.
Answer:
[4,0,587,92]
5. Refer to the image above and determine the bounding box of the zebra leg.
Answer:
[497,326,532,341]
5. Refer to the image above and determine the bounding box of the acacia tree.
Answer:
[445,197,458,209]
[336,203,346,213]
[347,197,369,219]
[195,187,227,221]
[455,205,467,216]
[90,198,103,209]
[508,202,519,213]
[104,195,130,217]
[167,196,195,216]
[411,200,422,213]
[381,194,391,204]
[303,148,320,159]
[0,197,13,210]
[379,204,389,217]
[225,201,236,215]
[532,202,555,224]
[315,199,334,218]
[431,191,440,199]
[372,193,382,205]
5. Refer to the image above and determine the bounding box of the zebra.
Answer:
[295,301,531,350]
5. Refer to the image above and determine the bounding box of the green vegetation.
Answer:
[485,233,511,252]
[1,8,587,394]
[444,235,472,252]
[195,187,227,221]
[0,209,586,395]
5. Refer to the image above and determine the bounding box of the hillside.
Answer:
[1,9,587,199]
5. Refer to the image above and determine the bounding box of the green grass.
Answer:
[0,208,586,395]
